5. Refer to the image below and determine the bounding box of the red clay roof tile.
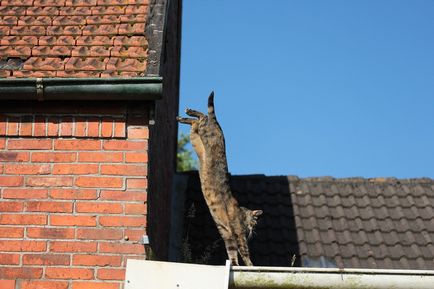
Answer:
[52,16,86,26]
[1,36,38,46]
[65,57,108,71]
[106,58,145,72]
[2,0,34,6]
[23,57,68,71]
[32,46,72,57]
[0,46,31,57]
[1,16,17,25]
[0,0,149,77]
[10,26,46,36]
[56,70,101,77]
[71,46,111,57]
[13,70,56,77]
[111,46,146,58]
[33,0,66,7]
[65,0,97,7]
[76,35,113,46]
[0,7,26,16]
[18,16,53,26]
[86,15,120,25]
[0,70,12,77]
[0,26,10,35]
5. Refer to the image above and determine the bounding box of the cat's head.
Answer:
[241,207,263,239]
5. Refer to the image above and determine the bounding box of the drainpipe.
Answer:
[0,77,162,101]
[229,266,434,289]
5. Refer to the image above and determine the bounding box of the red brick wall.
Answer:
[0,101,149,289]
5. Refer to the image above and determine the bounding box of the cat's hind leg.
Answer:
[238,236,253,266]
[216,224,239,266]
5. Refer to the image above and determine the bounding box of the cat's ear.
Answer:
[252,210,263,217]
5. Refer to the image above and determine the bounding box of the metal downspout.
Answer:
[0,77,162,100]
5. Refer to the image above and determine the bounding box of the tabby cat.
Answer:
[177,91,262,266]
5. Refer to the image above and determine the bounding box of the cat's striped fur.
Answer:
[177,92,262,266]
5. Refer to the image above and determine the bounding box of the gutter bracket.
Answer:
[36,78,44,101]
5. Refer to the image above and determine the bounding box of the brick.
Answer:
[32,152,77,162]
[0,176,23,186]
[60,117,73,136]
[77,228,123,240]
[0,240,46,252]
[0,254,20,265]
[0,227,24,238]
[50,189,97,200]
[101,164,146,176]
[0,151,30,162]
[123,229,145,242]
[126,178,147,189]
[127,126,148,139]
[0,280,15,289]
[0,267,42,279]
[6,117,18,136]
[100,190,146,201]
[75,117,87,137]
[50,215,96,227]
[87,117,100,137]
[53,164,98,175]
[50,241,97,253]
[20,280,69,289]
[72,255,121,267]
[125,152,148,163]
[34,117,47,136]
[20,120,32,136]
[0,139,5,149]
[75,176,123,188]
[45,267,94,280]
[2,188,48,199]
[4,164,50,175]
[27,227,75,239]
[113,119,126,138]
[54,139,101,150]
[0,214,47,225]
[97,268,125,280]
[7,139,52,150]
[23,254,70,266]
[99,242,144,254]
[103,140,147,151]
[125,203,146,215]
[26,201,73,213]
[47,117,59,136]
[0,116,5,135]
[72,282,119,289]
[76,202,122,214]
[0,201,23,212]
[99,216,145,227]
[78,151,123,162]
[101,119,113,138]
[26,176,73,187]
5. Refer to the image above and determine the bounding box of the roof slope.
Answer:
[180,172,434,270]
[0,0,149,78]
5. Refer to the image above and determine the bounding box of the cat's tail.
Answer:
[208,91,215,117]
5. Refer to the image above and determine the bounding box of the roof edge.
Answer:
[0,77,162,101]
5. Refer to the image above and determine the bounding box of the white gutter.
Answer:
[230,266,434,289]
[125,260,434,289]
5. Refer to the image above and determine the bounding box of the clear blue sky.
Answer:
[179,0,434,179]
